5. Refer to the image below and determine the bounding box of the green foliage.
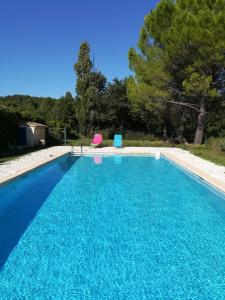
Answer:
[206,107,225,138]
[101,78,131,131]
[74,42,93,97]
[74,41,107,135]
[207,137,225,152]
[0,93,78,145]
[182,143,225,166]
[123,131,156,141]
[183,73,218,98]
[128,45,170,103]
[0,108,20,149]
[129,0,225,143]
[219,140,225,152]
[68,138,174,148]
[127,77,165,135]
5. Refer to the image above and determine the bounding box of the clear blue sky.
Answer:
[0,0,159,98]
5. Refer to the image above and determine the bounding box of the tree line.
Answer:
[0,0,224,149]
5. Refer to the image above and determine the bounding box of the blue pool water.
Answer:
[0,155,225,299]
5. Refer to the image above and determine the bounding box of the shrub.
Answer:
[207,137,225,152]
[87,129,157,140]
[124,130,156,141]
[93,128,115,139]
[0,109,20,150]
[219,139,225,152]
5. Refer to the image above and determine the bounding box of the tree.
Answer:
[0,94,78,143]
[74,42,93,98]
[101,78,131,131]
[129,0,225,144]
[74,42,92,135]
[0,108,20,149]
[52,92,77,133]
[74,42,106,135]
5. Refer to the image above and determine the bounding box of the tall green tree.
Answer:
[74,42,92,135]
[74,42,93,97]
[102,78,130,131]
[52,92,77,131]
[74,41,106,135]
[129,0,225,144]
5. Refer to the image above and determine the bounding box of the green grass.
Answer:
[68,139,174,148]
[181,144,225,166]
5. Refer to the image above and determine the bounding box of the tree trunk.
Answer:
[194,100,206,145]
[176,112,186,143]
[162,127,168,140]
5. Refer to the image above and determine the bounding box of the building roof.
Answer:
[19,121,47,128]
[27,122,47,128]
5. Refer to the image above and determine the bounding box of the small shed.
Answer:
[16,122,47,147]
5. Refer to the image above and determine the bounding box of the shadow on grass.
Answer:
[0,147,41,164]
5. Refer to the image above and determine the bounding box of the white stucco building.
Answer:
[17,122,47,147]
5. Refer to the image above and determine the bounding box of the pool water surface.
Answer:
[0,155,224,299]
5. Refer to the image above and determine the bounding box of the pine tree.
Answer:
[74,42,92,98]
[129,0,225,144]
[74,42,91,135]
[74,42,106,135]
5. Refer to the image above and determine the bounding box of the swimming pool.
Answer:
[0,154,224,299]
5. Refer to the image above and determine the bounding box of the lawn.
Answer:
[181,144,225,167]
[68,139,174,148]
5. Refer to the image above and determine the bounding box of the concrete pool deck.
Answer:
[0,146,225,193]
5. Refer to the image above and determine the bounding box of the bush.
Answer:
[0,109,20,150]
[124,130,156,141]
[85,129,157,140]
[207,137,225,152]
[219,139,225,152]
[90,128,115,139]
